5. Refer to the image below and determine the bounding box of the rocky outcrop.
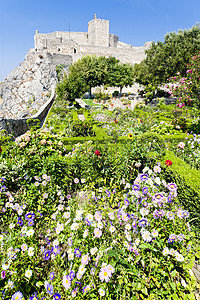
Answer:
[0,51,58,119]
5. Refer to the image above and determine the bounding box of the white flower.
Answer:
[86,214,93,222]
[124,241,129,247]
[83,229,89,238]
[90,247,98,255]
[125,224,131,230]
[154,166,161,173]
[63,212,70,219]
[9,223,15,229]
[17,208,23,215]
[143,167,149,173]
[189,269,194,277]
[108,212,115,220]
[57,204,64,211]
[99,288,105,296]
[97,221,103,229]
[25,269,32,278]
[21,226,27,234]
[175,252,184,262]
[2,261,10,270]
[155,177,161,185]
[79,191,84,197]
[148,169,153,175]
[140,208,149,216]
[28,247,34,257]
[26,229,34,236]
[53,240,59,247]
[169,248,175,256]
[141,230,152,242]
[135,238,140,246]
[78,265,86,275]
[0,235,3,242]
[68,253,74,260]
[71,223,79,230]
[162,247,169,256]
[181,279,187,288]
[109,226,116,233]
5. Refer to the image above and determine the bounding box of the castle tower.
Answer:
[88,14,109,47]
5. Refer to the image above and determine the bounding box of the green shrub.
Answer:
[161,150,200,232]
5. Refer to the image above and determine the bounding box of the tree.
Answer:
[133,24,200,86]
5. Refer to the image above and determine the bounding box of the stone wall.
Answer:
[0,85,56,137]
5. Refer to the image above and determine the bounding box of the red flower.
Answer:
[114,119,117,123]
[95,150,100,157]
[165,160,172,166]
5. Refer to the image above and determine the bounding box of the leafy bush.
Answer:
[0,165,199,299]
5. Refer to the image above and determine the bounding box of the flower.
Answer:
[165,160,172,166]
[1,271,5,279]
[141,230,152,242]
[138,218,148,227]
[30,292,38,300]
[128,133,133,139]
[177,142,185,149]
[74,248,82,258]
[25,212,35,221]
[50,272,55,280]
[62,275,71,290]
[11,291,23,300]
[163,247,169,256]
[175,252,184,262]
[99,266,112,282]
[46,282,54,295]
[95,150,100,156]
[99,288,105,296]
[44,250,51,260]
[53,293,61,299]
[25,269,32,278]
[28,247,34,257]
[94,228,102,238]
[81,254,90,265]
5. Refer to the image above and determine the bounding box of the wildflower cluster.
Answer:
[0,164,199,299]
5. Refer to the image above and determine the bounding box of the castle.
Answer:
[0,15,151,120]
[32,14,151,67]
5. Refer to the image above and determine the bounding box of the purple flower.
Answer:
[11,291,23,300]
[28,220,34,226]
[85,218,91,226]
[105,189,111,197]
[30,292,39,300]
[67,194,71,199]
[46,282,53,295]
[25,212,35,221]
[182,211,190,218]
[166,211,175,220]
[132,184,140,191]
[124,198,129,206]
[178,233,185,242]
[74,248,82,258]
[69,270,75,280]
[50,272,55,280]
[138,218,148,227]
[68,238,73,247]
[168,234,177,243]
[1,271,5,279]
[53,293,61,300]
[17,218,23,226]
[139,174,149,181]
[94,228,102,238]
[142,187,148,194]
[44,250,51,260]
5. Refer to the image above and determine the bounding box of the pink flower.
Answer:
[63,275,71,290]
[99,267,112,282]
[177,142,185,149]
[94,228,102,238]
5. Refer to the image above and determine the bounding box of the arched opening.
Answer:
[58,48,60,52]
[74,48,77,53]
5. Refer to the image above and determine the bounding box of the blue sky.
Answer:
[0,0,199,81]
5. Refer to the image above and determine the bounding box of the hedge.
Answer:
[161,150,200,232]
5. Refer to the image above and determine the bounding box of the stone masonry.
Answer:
[0,15,151,119]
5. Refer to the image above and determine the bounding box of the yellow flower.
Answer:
[128,133,133,139]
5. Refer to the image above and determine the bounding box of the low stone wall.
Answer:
[0,85,56,138]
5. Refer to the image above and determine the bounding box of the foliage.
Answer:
[0,165,199,299]
[161,150,200,231]
[133,24,200,85]
[167,52,200,108]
